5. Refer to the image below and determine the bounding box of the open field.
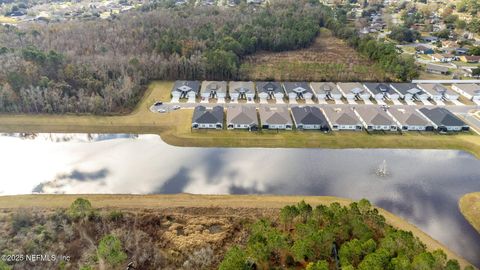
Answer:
[0,16,17,24]
[459,192,480,234]
[239,28,393,82]
[1,80,480,158]
[0,194,474,268]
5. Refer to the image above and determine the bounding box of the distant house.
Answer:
[421,36,439,43]
[200,81,227,102]
[258,107,293,130]
[191,106,224,129]
[416,45,434,54]
[322,107,362,131]
[354,107,397,131]
[451,84,480,102]
[283,82,314,102]
[419,108,469,132]
[363,83,400,102]
[226,105,258,131]
[455,48,469,55]
[431,53,456,62]
[229,81,255,102]
[459,55,480,63]
[337,82,370,101]
[256,82,285,102]
[310,82,343,101]
[291,106,329,131]
[171,81,200,102]
[417,83,459,102]
[425,63,450,75]
[387,107,434,131]
[390,83,430,102]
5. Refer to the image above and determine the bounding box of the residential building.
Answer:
[200,81,227,102]
[431,53,456,62]
[171,80,200,102]
[337,82,370,101]
[387,107,434,131]
[363,83,400,102]
[418,83,459,101]
[322,106,362,131]
[419,108,469,132]
[229,81,255,102]
[291,106,329,131]
[258,107,293,130]
[256,82,285,102]
[425,64,450,75]
[226,105,258,131]
[354,107,398,131]
[310,82,343,101]
[459,55,480,63]
[416,45,434,54]
[451,84,480,101]
[283,82,314,102]
[191,106,224,129]
[390,83,430,102]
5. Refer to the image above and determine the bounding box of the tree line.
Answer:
[0,0,416,114]
[219,200,471,270]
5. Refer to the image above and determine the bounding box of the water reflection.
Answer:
[0,133,479,265]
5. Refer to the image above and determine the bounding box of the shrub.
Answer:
[97,234,127,267]
[68,198,93,220]
[11,211,32,233]
[218,246,250,270]
[0,261,12,270]
[107,210,124,222]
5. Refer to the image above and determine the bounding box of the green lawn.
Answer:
[0,80,479,158]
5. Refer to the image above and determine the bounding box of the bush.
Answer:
[107,210,124,222]
[68,198,93,220]
[97,234,127,267]
[11,211,32,233]
[218,246,250,270]
[0,261,12,270]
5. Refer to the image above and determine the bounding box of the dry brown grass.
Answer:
[459,192,480,234]
[239,28,393,82]
[0,194,474,268]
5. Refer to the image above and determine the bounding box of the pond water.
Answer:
[0,133,479,266]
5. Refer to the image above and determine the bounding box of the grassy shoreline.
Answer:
[0,194,474,268]
[459,192,480,234]
[0,81,479,158]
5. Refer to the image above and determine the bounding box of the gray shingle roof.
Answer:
[291,106,328,125]
[200,81,227,95]
[322,107,360,126]
[453,84,480,96]
[310,82,342,95]
[172,80,200,93]
[227,105,258,125]
[192,106,224,124]
[355,107,394,126]
[363,83,395,95]
[390,83,425,95]
[259,107,292,125]
[256,82,283,94]
[283,82,312,94]
[419,108,467,127]
[388,107,430,126]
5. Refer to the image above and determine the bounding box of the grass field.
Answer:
[0,80,480,158]
[0,194,474,268]
[239,28,393,82]
[0,16,17,24]
[459,192,480,234]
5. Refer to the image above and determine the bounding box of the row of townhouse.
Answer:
[171,81,480,105]
[191,105,470,133]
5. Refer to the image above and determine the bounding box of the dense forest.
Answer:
[0,0,417,114]
[219,200,470,270]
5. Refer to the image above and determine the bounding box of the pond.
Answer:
[0,133,479,266]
